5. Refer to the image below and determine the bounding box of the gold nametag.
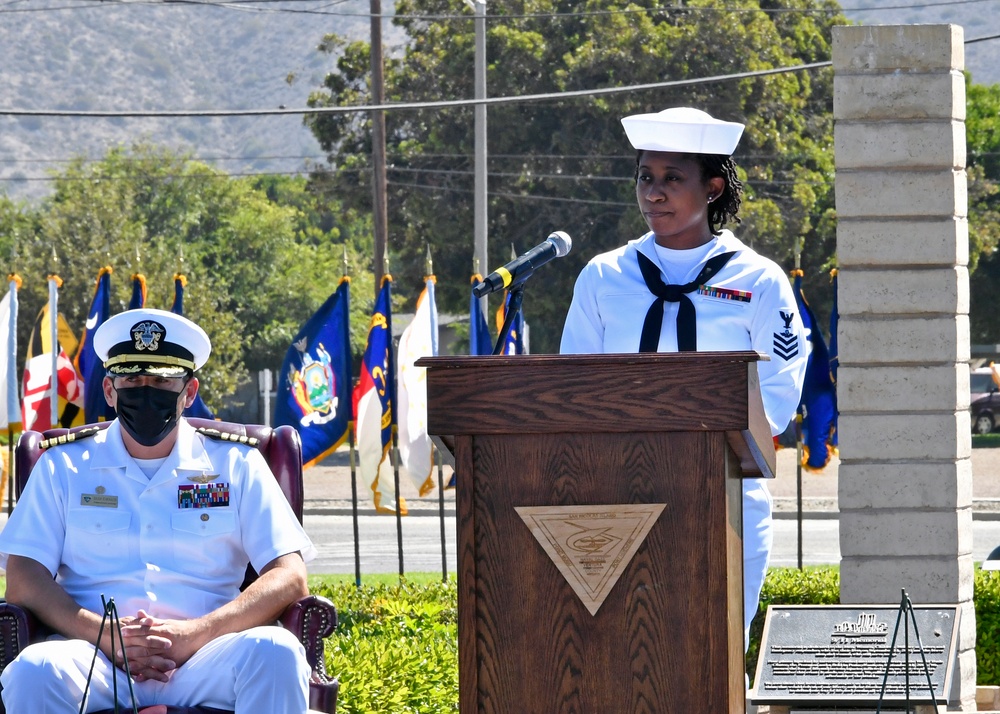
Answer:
[81,494,119,508]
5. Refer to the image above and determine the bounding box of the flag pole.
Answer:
[6,274,19,514]
[793,240,804,570]
[341,248,362,588]
[349,417,361,588]
[385,248,405,579]
[3,430,9,514]
[47,272,60,429]
[436,444,448,582]
[426,245,449,582]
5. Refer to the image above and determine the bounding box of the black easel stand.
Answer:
[492,284,525,356]
[81,595,139,714]
[876,589,939,714]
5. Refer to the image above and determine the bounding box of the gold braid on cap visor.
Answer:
[103,353,196,372]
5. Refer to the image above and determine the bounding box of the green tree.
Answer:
[306,0,847,351]
[9,145,369,408]
[967,78,1000,344]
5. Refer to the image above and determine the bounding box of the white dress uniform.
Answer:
[560,228,808,641]
[0,419,317,713]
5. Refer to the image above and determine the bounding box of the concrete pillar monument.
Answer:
[833,24,974,710]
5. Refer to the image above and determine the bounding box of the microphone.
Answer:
[473,231,572,298]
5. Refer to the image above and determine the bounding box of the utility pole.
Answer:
[370,0,389,294]
[467,0,488,313]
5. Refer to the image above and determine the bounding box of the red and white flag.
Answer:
[22,298,85,431]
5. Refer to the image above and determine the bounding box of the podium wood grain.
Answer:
[419,353,770,714]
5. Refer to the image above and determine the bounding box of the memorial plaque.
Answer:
[750,604,960,706]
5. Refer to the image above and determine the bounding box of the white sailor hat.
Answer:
[94,308,211,377]
[621,107,745,156]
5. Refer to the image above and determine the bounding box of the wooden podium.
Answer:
[418,352,775,714]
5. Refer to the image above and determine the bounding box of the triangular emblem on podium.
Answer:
[515,503,665,616]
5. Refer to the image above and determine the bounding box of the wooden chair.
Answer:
[0,418,340,714]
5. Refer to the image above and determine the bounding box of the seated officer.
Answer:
[0,308,316,713]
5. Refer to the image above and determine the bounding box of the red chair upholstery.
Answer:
[0,419,339,714]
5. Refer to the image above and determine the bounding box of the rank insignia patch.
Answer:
[773,310,800,361]
[178,483,230,508]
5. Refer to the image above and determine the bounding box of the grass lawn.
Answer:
[975,433,1000,448]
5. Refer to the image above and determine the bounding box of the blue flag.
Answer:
[276,277,353,469]
[792,271,837,471]
[171,273,187,316]
[170,274,215,420]
[128,273,146,309]
[353,277,401,512]
[470,275,493,356]
[828,269,839,451]
[76,267,115,423]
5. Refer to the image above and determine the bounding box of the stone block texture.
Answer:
[833,23,974,710]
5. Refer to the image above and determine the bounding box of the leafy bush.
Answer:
[746,566,841,683]
[311,579,459,714]
[310,566,1000,710]
[977,568,1000,684]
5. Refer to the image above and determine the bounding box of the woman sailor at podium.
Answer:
[559,107,808,647]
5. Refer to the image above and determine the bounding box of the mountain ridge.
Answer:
[0,0,997,202]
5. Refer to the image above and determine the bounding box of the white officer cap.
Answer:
[94,308,211,377]
[621,107,745,156]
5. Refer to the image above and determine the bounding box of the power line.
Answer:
[0,61,831,118]
[4,0,991,19]
[0,162,833,190]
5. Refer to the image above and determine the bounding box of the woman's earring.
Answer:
[708,194,717,203]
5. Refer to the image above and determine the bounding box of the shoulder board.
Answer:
[39,426,102,450]
[195,427,260,448]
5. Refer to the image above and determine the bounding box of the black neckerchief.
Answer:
[637,249,737,352]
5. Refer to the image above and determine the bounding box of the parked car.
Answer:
[972,366,1000,434]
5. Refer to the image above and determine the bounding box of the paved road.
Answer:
[305,511,458,577]
[302,512,1000,575]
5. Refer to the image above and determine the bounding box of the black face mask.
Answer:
[114,384,185,447]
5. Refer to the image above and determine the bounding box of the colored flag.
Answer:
[792,270,837,471]
[170,274,215,420]
[470,275,492,356]
[129,273,147,309]
[22,298,85,431]
[275,277,352,468]
[75,267,115,423]
[828,269,839,452]
[353,276,401,514]
[0,276,20,433]
[396,276,438,496]
[494,291,525,355]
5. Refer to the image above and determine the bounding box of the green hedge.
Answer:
[749,566,1000,686]
[977,568,1000,683]
[747,565,841,682]
[311,567,1000,713]
[310,578,459,714]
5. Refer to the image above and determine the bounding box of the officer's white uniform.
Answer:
[560,228,808,640]
[0,307,317,713]
[0,419,316,712]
